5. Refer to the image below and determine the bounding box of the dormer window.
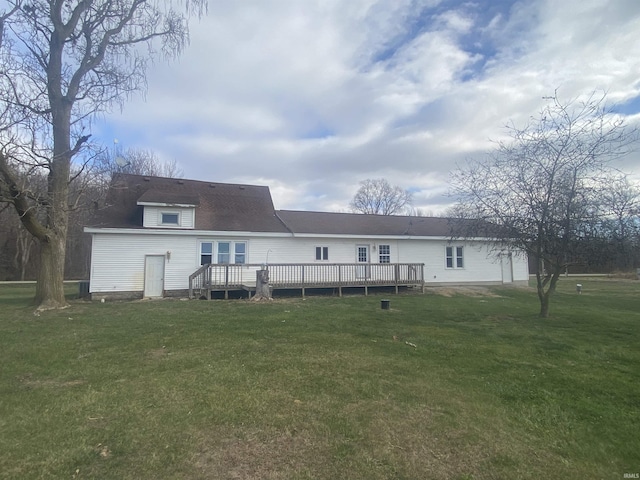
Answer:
[161,212,180,225]
[137,189,198,229]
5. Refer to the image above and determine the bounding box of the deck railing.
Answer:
[189,263,425,299]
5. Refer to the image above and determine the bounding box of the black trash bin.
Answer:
[78,280,90,299]
[381,299,390,310]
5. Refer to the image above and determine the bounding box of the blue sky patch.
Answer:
[299,125,336,140]
[612,95,640,116]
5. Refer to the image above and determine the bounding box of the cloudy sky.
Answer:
[95,0,640,214]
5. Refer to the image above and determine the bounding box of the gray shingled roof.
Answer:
[275,210,454,236]
[137,189,200,206]
[92,174,461,237]
[92,174,290,233]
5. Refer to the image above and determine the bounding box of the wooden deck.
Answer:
[189,263,425,299]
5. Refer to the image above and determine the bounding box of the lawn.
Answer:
[0,278,638,479]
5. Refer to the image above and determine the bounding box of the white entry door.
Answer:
[356,245,370,279]
[144,255,165,297]
[501,252,513,284]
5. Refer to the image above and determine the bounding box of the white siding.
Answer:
[90,233,198,292]
[511,253,530,282]
[142,206,195,228]
[249,237,529,284]
[89,231,529,293]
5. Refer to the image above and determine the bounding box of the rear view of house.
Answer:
[84,174,528,299]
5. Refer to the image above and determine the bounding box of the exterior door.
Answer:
[501,252,513,284]
[144,255,165,297]
[356,245,370,279]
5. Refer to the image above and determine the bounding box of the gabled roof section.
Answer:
[276,210,455,237]
[92,174,290,233]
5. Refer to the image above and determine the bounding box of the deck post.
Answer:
[394,264,399,294]
[206,266,211,300]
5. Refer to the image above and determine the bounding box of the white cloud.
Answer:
[96,0,640,213]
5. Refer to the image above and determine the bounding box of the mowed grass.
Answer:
[0,278,638,479]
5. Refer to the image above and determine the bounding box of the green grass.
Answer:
[0,278,639,479]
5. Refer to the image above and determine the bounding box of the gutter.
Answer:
[273,211,296,237]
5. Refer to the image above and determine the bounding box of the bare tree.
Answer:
[0,0,204,308]
[598,177,640,270]
[350,178,413,215]
[450,92,639,318]
[94,147,183,182]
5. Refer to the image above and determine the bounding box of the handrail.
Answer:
[189,263,425,298]
[188,263,211,299]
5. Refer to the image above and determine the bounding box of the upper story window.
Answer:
[446,246,464,269]
[315,246,329,261]
[378,244,390,263]
[161,212,180,225]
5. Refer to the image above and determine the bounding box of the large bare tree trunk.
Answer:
[35,234,67,308]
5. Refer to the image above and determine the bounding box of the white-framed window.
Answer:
[446,246,464,269]
[200,242,213,264]
[218,242,231,264]
[200,241,247,265]
[234,242,246,264]
[315,246,329,261]
[378,244,390,263]
[161,212,180,226]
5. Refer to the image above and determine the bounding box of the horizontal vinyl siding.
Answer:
[511,254,530,281]
[90,233,198,293]
[247,238,400,265]
[90,231,530,293]
[143,206,195,228]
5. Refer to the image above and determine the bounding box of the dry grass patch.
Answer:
[146,347,170,360]
[192,427,326,479]
[18,374,86,389]
[427,286,504,297]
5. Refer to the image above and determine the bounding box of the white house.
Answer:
[84,174,529,299]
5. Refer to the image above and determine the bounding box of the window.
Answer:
[315,246,329,261]
[378,244,390,263]
[201,241,247,265]
[446,246,464,268]
[161,212,179,225]
[200,242,213,265]
[218,242,231,264]
[234,242,246,264]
